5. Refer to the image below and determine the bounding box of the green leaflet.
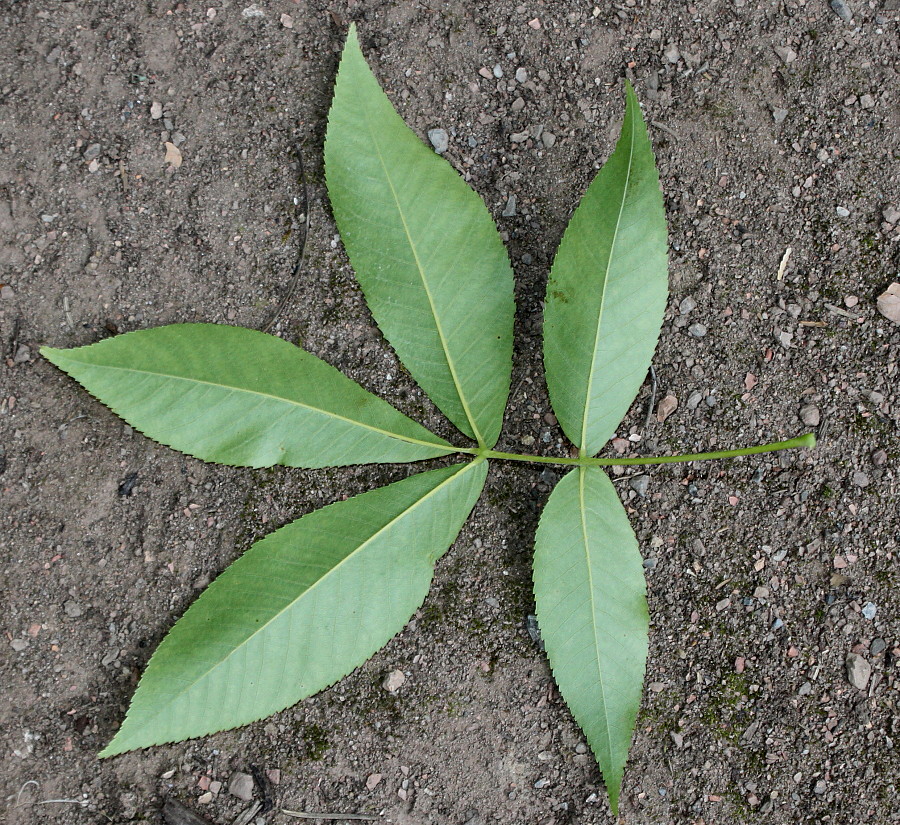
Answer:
[42,324,455,468]
[543,82,668,457]
[101,460,487,756]
[533,467,648,815]
[325,24,514,448]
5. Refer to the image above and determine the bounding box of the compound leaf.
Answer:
[100,459,487,756]
[543,82,668,456]
[533,466,648,815]
[325,24,514,448]
[42,324,455,468]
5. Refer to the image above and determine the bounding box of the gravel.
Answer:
[799,405,821,426]
[382,669,406,693]
[229,771,255,801]
[829,0,854,22]
[630,475,650,497]
[427,128,449,154]
[688,323,708,338]
[678,296,697,314]
[845,653,871,690]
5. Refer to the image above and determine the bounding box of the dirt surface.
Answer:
[2,1,900,823]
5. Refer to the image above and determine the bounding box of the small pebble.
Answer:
[366,773,382,790]
[502,195,517,217]
[861,602,877,620]
[0,284,14,300]
[679,296,696,314]
[492,64,503,79]
[541,131,556,148]
[382,669,406,693]
[688,323,707,338]
[846,653,871,690]
[664,44,680,63]
[514,67,528,83]
[427,129,449,154]
[687,391,703,410]
[150,101,163,120]
[83,143,101,161]
[799,405,820,427]
[774,45,797,64]
[280,13,293,28]
[859,93,875,109]
[198,792,213,804]
[656,394,678,423]
[630,475,650,498]
[829,0,853,21]
[229,771,255,801]
[872,449,887,466]
[882,206,900,225]
[877,283,900,325]
[772,108,789,124]
[813,780,827,795]
[871,638,887,656]
[10,638,28,651]
[835,206,850,218]
[64,600,83,618]
[852,471,870,488]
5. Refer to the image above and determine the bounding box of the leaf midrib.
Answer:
[578,467,613,756]
[358,85,485,447]
[579,101,636,456]
[118,459,484,742]
[55,355,453,453]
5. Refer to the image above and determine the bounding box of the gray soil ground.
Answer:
[2,1,900,823]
